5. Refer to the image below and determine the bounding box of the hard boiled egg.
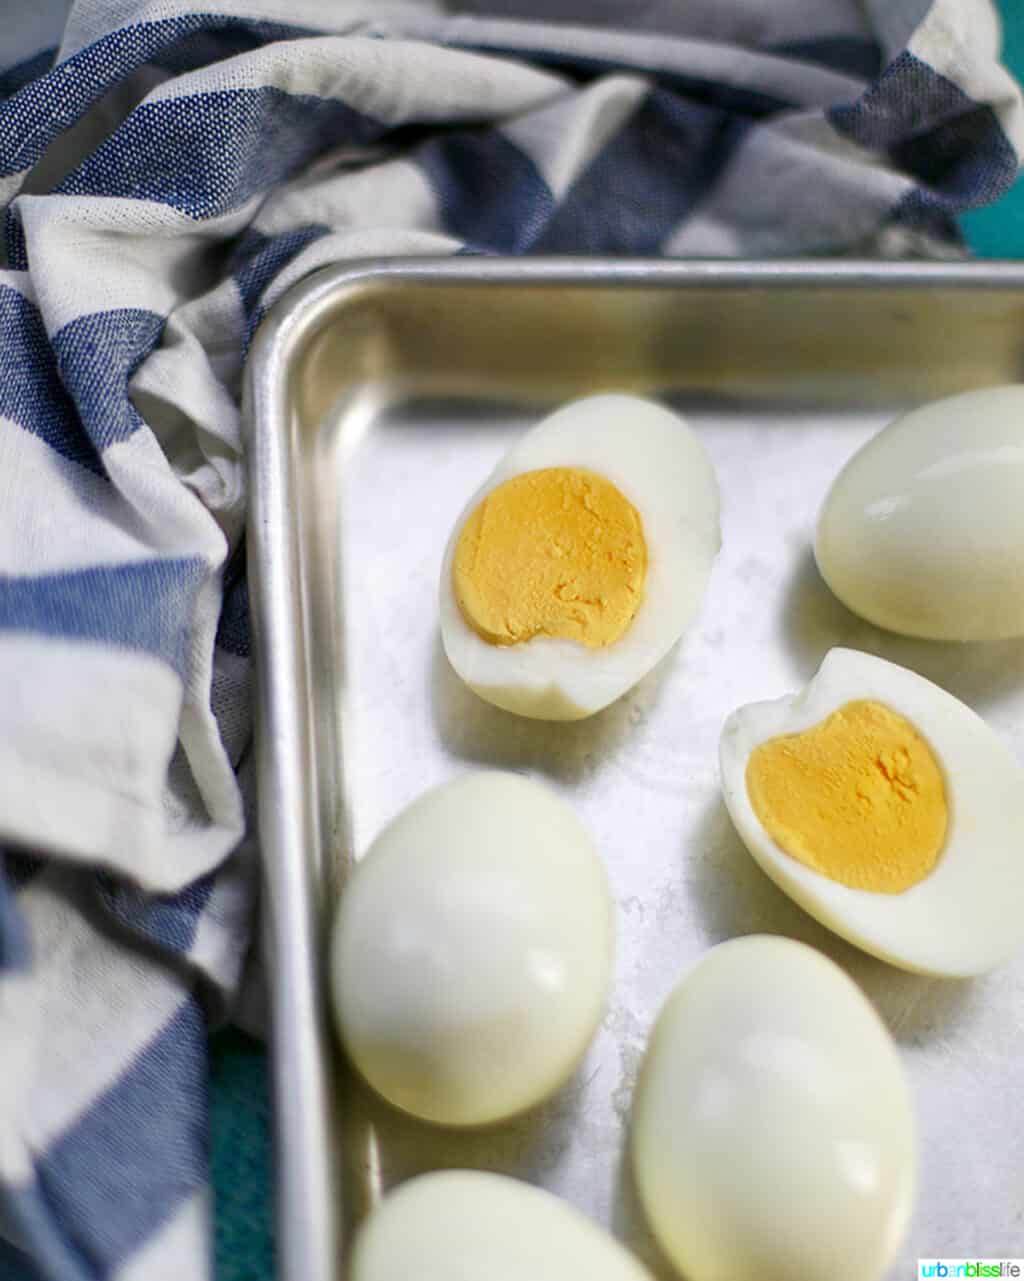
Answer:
[816,385,1024,640]
[330,771,613,1126]
[439,394,720,720]
[632,936,914,1281]
[350,1170,654,1281]
[719,647,1024,976]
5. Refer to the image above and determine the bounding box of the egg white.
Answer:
[720,648,1024,977]
[350,1170,655,1281]
[632,936,914,1281]
[439,394,720,720]
[816,385,1024,641]
[330,771,614,1126]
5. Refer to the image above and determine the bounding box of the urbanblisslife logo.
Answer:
[919,1263,1023,1278]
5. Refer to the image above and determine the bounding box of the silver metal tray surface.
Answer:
[245,259,1024,1281]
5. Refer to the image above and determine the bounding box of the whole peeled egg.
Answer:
[330,771,613,1126]
[632,936,914,1281]
[439,393,721,720]
[350,1170,655,1281]
[816,384,1024,640]
[719,647,1024,976]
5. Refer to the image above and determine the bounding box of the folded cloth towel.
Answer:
[0,1,1020,1277]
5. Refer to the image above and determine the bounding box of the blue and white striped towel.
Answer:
[0,2,1020,1277]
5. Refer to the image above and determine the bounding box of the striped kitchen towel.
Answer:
[0,2,1020,1277]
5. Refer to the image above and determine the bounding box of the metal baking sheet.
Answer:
[245,259,1024,1281]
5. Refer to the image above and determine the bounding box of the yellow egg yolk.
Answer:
[746,699,948,894]
[453,466,647,648]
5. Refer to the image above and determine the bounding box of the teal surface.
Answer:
[210,10,1023,1280]
[211,1028,274,1280]
[960,6,1024,255]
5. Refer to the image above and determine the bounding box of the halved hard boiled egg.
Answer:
[719,648,1024,976]
[439,394,720,720]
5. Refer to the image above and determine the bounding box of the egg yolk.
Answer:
[746,699,947,894]
[453,467,647,648]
